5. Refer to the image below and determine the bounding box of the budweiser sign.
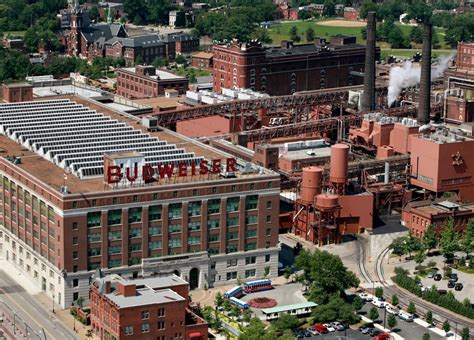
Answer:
[107,158,237,184]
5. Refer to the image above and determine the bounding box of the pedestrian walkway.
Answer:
[360,315,404,340]
[414,318,459,339]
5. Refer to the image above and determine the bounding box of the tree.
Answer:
[222,297,231,311]
[272,313,299,334]
[353,296,364,311]
[215,292,224,309]
[369,306,379,321]
[387,314,397,330]
[323,0,335,17]
[388,25,410,49]
[375,287,384,299]
[440,218,460,259]
[442,320,451,335]
[460,221,474,257]
[390,237,407,260]
[76,296,83,308]
[152,57,168,68]
[135,54,144,65]
[252,27,272,44]
[406,0,433,24]
[89,6,100,22]
[283,266,292,282]
[422,333,431,340]
[410,25,423,44]
[391,294,399,306]
[295,249,359,304]
[187,68,197,83]
[461,327,470,340]
[289,25,298,37]
[306,27,315,42]
[360,0,378,19]
[423,224,437,254]
[175,54,187,66]
[239,317,289,340]
[242,309,253,324]
[312,295,359,325]
[264,266,271,278]
[426,310,433,325]
[299,10,311,21]
[407,302,416,315]
[445,13,474,48]
[415,248,427,266]
[124,0,147,24]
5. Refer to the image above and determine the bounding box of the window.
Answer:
[208,199,220,214]
[266,228,272,236]
[128,243,141,252]
[168,203,182,219]
[226,272,237,280]
[169,224,181,233]
[245,256,256,265]
[157,320,165,330]
[266,215,271,223]
[157,308,165,317]
[129,228,142,238]
[141,323,150,333]
[245,215,257,225]
[108,230,121,241]
[72,222,78,230]
[208,234,219,243]
[88,248,101,257]
[245,195,258,210]
[188,222,200,231]
[73,279,79,287]
[109,245,121,255]
[72,237,78,245]
[188,236,201,245]
[245,242,256,251]
[168,239,181,248]
[227,259,237,267]
[226,231,238,240]
[72,251,78,259]
[149,226,161,236]
[88,232,101,243]
[226,217,238,227]
[148,241,162,250]
[112,197,118,204]
[208,220,220,229]
[128,207,142,223]
[226,197,239,212]
[226,244,238,254]
[265,254,271,262]
[108,209,121,225]
[141,311,149,320]
[148,205,162,221]
[245,269,256,278]
[108,259,121,268]
[267,201,272,209]
[87,212,101,228]
[125,325,134,335]
[245,229,257,238]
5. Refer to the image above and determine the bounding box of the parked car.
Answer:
[361,327,374,334]
[358,292,374,302]
[421,285,432,292]
[368,328,382,337]
[448,279,456,288]
[374,332,391,340]
[434,274,442,281]
[455,283,464,291]
[308,327,319,336]
[399,311,414,322]
[386,305,400,315]
[449,273,458,282]
[323,323,336,332]
[437,289,448,295]
[331,322,346,331]
[358,322,374,332]
[427,272,435,278]
[372,298,386,308]
[313,324,328,334]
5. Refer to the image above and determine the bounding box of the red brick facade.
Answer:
[90,275,208,340]
[2,84,33,103]
[213,39,372,95]
[456,42,474,71]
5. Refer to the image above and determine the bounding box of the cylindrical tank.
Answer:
[315,194,339,209]
[329,144,349,184]
[301,166,323,203]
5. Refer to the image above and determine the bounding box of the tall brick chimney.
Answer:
[361,11,376,112]
[417,23,432,125]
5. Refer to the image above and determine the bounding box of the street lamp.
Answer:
[52,294,55,314]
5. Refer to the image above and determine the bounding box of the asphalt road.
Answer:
[0,270,78,340]
[307,328,371,340]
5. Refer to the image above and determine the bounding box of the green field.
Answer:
[268,19,447,49]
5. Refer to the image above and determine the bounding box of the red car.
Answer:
[313,324,328,334]
[374,332,391,340]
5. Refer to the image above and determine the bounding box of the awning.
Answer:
[189,332,201,338]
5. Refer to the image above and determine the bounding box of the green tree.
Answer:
[152,57,168,68]
[404,234,423,258]
[135,54,144,65]
[387,314,397,330]
[423,224,437,254]
[391,294,399,306]
[306,27,315,42]
[375,287,384,299]
[461,327,470,340]
[445,13,474,48]
[422,333,431,340]
[187,68,197,83]
[242,309,253,324]
[440,218,460,259]
[222,297,231,311]
[295,249,359,304]
[252,27,272,44]
[299,10,311,21]
[410,25,423,44]
[323,0,335,17]
[289,25,298,37]
[426,310,433,325]
[442,320,451,334]
[388,24,410,49]
[215,292,224,308]
[460,221,474,257]
[407,302,416,314]
[283,265,292,282]
[271,313,299,334]
[89,6,100,22]
[390,237,407,260]
[415,248,427,266]
[406,0,433,24]
[360,0,378,19]
[124,0,147,24]
[369,306,379,321]
[312,296,359,324]
[353,296,364,311]
[239,317,289,340]
[175,54,187,65]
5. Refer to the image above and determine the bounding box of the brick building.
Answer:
[1,83,33,103]
[191,52,213,69]
[0,97,280,308]
[90,274,207,340]
[116,65,189,99]
[343,7,360,20]
[212,38,375,95]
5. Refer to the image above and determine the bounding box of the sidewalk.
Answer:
[360,315,404,340]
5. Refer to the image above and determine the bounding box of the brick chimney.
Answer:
[116,282,137,297]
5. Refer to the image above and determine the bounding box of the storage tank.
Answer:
[301,166,323,203]
[329,144,349,184]
[315,194,339,209]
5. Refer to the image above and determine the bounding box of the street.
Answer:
[0,270,78,340]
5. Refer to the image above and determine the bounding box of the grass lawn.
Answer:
[380,49,453,59]
[3,30,26,37]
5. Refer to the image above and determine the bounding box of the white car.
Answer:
[385,304,399,315]
[371,298,386,308]
[323,323,336,332]
[421,285,432,292]
[399,311,414,322]
[358,292,374,302]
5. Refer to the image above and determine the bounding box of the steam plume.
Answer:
[387,54,454,107]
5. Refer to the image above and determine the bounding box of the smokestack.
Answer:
[417,23,432,125]
[361,11,376,112]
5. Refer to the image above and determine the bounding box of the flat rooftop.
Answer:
[0,95,274,195]
[280,146,332,161]
[122,67,185,81]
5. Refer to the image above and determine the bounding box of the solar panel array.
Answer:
[0,99,204,179]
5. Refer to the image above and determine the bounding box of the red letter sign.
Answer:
[107,166,123,184]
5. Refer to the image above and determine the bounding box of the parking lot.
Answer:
[308,328,372,340]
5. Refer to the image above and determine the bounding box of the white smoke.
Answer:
[387,54,455,107]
